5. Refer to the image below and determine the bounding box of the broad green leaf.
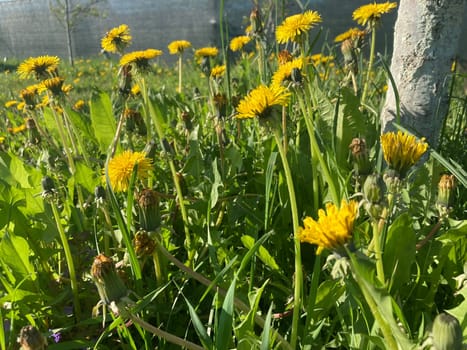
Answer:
[241,235,279,271]
[90,91,116,153]
[74,161,98,194]
[349,253,415,349]
[237,231,273,276]
[0,232,36,287]
[216,278,235,350]
[383,213,416,292]
[447,284,467,338]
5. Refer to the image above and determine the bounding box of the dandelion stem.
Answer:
[361,27,376,105]
[50,201,81,321]
[273,127,302,350]
[372,220,386,285]
[177,55,183,93]
[129,314,204,350]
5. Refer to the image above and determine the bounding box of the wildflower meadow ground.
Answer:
[0,2,466,350]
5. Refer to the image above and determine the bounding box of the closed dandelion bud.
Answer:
[200,56,210,76]
[363,173,385,204]
[291,67,302,85]
[41,176,55,195]
[91,254,128,305]
[213,93,227,118]
[138,189,160,231]
[181,111,193,131]
[437,174,456,209]
[249,7,263,36]
[26,118,40,145]
[432,313,462,350]
[133,230,156,257]
[363,173,386,219]
[18,325,47,350]
[349,137,370,175]
[118,65,132,95]
[383,168,401,194]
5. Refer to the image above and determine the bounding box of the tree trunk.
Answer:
[64,0,74,66]
[380,0,465,148]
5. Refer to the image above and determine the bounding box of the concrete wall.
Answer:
[0,0,464,61]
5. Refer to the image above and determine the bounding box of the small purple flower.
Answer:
[49,330,61,343]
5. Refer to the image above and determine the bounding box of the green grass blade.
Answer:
[215,277,236,350]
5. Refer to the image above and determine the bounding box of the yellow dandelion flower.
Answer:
[5,100,18,108]
[210,64,226,78]
[276,10,322,44]
[8,123,27,134]
[120,49,163,72]
[229,36,251,52]
[131,84,141,96]
[0,136,5,144]
[352,2,397,27]
[168,40,192,55]
[334,27,367,43]
[236,84,290,120]
[194,47,219,58]
[271,58,305,88]
[311,53,334,65]
[299,200,358,255]
[39,77,65,96]
[105,150,152,192]
[101,24,132,54]
[380,131,428,176]
[17,55,60,80]
[73,99,85,111]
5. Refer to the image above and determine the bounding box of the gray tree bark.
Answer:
[381,0,466,148]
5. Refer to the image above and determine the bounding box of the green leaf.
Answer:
[90,91,116,153]
[260,303,274,350]
[0,232,36,288]
[237,231,273,276]
[447,284,467,338]
[74,161,98,194]
[383,213,416,292]
[210,158,223,209]
[241,235,279,271]
[216,278,235,350]
[185,296,213,350]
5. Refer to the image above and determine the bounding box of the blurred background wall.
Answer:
[0,0,464,62]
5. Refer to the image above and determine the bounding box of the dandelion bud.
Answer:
[349,137,371,175]
[181,111,193,131]
[437,174,456,209]
[213,93,227,118]
[41,176,55,194]
[138,189,160,231]
[249,7,263,36]
[91,254,128,305]
[26,117,40,145]
[17,325,47,350]
[200,56,210,76]
[363,173,386,219]
[432,313,462,350]
[383,168,401,193]
[341,39,357,74]
[291,68,302,85]
[133,230,156,257]
[364,174,385,204]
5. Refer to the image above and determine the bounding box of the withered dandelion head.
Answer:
[101,24,132,54]
[236,84,290,120]
[17,55,60,80]
[119,49,163,73]
[229,35,252,52]
[276,10,322,44]
[168,40,192,55]
[277,50,293,65]
[105,150,152,192]
[352,2,397,27]
[380,131,428,177]
[299,200,358,255]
